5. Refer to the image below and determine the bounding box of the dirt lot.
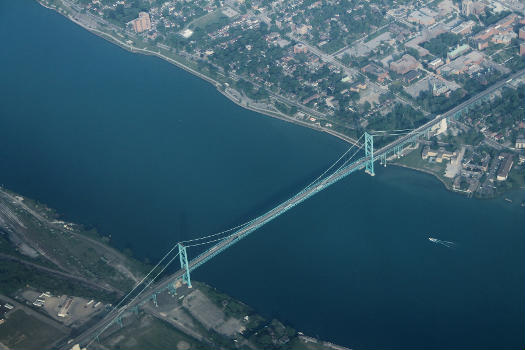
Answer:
[20,290,104,327]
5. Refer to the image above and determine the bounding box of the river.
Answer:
[0,1,523,348]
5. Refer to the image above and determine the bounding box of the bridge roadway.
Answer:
[75,69,523,347]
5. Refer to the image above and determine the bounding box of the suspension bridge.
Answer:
[75,69,523,348]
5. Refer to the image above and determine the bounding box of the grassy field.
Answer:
[188,10,228,30]
[0,310,67,350]
[100,315,205,350]
[392,146,453,188]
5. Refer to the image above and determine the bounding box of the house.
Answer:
[496,154,513,181]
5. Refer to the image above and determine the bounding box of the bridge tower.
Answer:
[364,132,375,176]
[178,243,192,288]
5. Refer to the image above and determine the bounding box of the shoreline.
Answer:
[36,0,359,147]
[390,162,453,191]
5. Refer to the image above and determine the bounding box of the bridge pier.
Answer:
[394,145,402,157]
[380,153,387,167]
[168,282,177,296]
[152,293,158,307]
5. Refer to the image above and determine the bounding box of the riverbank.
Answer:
[391,146,525,200]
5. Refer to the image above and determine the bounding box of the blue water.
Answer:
[1,1,524,348]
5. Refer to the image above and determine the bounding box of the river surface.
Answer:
[1,1,524,348]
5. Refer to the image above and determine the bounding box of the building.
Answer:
[302,93,320,105]
[129,12,151,33]
[491,32,517,45]
[428,57,444,70]
[422,146,455,162]
[421,146,438,160]
[473,27,497,41]
[496,13,518,28]
[461,0,472,16]
[472,15,517,43]
[447,44,470,60]
[520,28,525,40]
[474,39,489,50]
[432,81,449,96]
[361,63,389,82]
[293,43,308,54]
[521,43,525,56]
[461,0,485,16]
[407,10,435,26]
[496,154,513,181]
[390,54,420,75]
[440,50,484,75]
[516,136,525,149]
[451,20,476,35]
[58,298,73,318]
[403,69,421,83]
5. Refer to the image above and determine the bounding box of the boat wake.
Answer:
[429,237,456,249]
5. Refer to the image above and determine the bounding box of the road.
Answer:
[69,69,524,349]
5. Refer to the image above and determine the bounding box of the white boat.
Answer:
[428,237,438,243]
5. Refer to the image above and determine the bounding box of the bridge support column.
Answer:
[116,316,123,328]
[152,293,158,307]
[168,282,177,296]
[364,132,375,176]
[392,145,398,157]
[380,153,387,167]
[178,243,192,288]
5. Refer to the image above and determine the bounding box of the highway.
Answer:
[73,69,523,348]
